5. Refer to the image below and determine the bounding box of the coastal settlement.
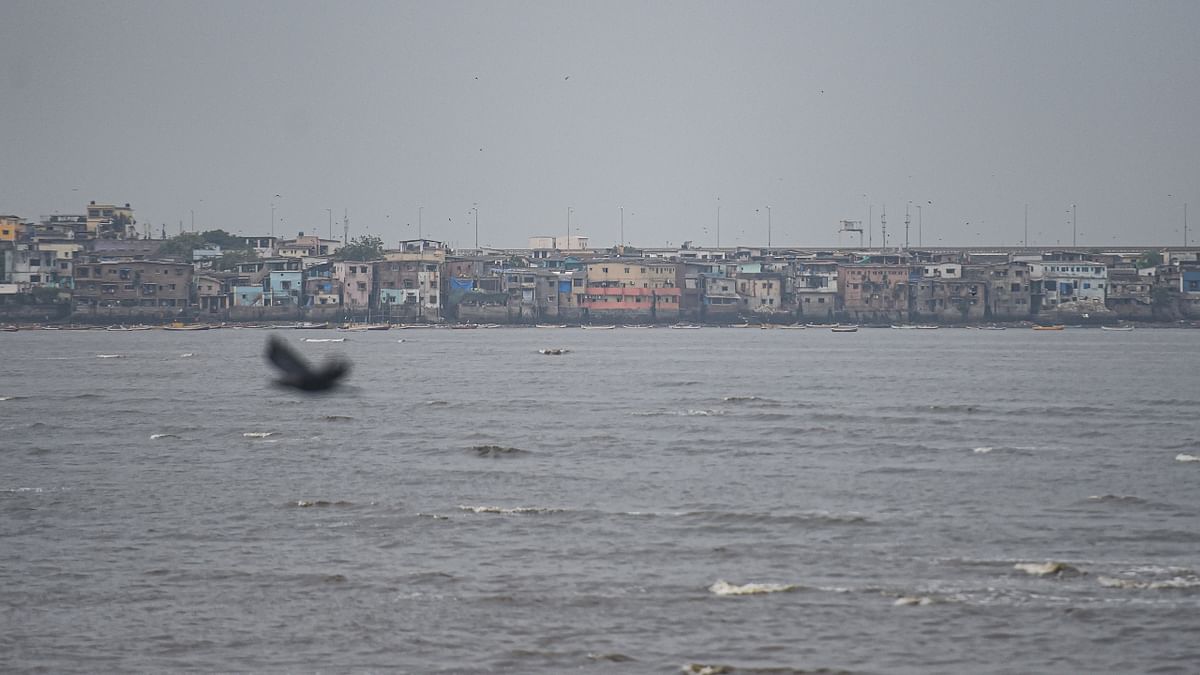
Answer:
[2,202,1199,326]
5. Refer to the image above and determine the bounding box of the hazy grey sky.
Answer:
[2,0,1198,249]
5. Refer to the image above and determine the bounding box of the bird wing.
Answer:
[266,336,313,378]
[317,359,350,385]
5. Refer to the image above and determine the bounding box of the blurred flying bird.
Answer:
[265,336,349,392]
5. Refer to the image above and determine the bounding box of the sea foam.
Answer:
[243,432,276,438]
[708,580,797,596]
[1014,562,1083,577]
[1175,453,1200,463]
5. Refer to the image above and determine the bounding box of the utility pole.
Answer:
[473,204,479,250]
[868,204,873,248]
[916,204,923,247]
[1024,203,1028,247]
[619,206,624,247]
[566,206,573,249]
[326,208,333,241]
[766,205,772,248]
[1072,203,1077,247]
[716,199,721,248]
[418,206,423,240]
[343,209,349,244]
[1185,203,1189,247]
[904,203,911,249]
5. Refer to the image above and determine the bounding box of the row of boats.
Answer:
[1,321,1140,333]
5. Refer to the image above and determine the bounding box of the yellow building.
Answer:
[86,201,136,239]
[0,215,21,241]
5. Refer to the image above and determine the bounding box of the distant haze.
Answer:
[2,0,1198,248]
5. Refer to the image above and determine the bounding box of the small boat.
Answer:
[451,324,478,329]
[1032,325,1065,331]
[536,324,567,328]
[670,324,701,330]
[538,348,570,355]
[831,325,859,333]
[1100,325,1134,331]
[303,337,345,343]
[890,325,917,330]
[295,322,330,330]
[400,324,433,329]
[1,325,18,332]
[806,323,838,329]
[342,323,391,331]
[978,326,1007,331]
[777,324,806,330]
[163,323,210,331]
[581,325,615,330]
[916,325,940,330]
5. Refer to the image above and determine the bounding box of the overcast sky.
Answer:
[2,0,1198,249]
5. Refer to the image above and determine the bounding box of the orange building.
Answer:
[582,259,682,321]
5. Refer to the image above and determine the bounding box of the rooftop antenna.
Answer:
[904,203,911,249]
[343,209,349,244]
[881,205,888,251]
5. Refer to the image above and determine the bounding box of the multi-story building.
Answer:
[73,260,192,308]
[196,273,231,314]
[378,240,446,319]
[793,260,840,320]
[1027,256,1108,309]
[911,276,987,322]
[0,215,23,242]
[334,261,374,310]
[964,263,1032,321]
[85,201,136,239]
[735,272,784,313]
[700,273,741,320]
[265,270,303,306]
[838,264,912,322]
[1106,269,1154,318]
[582,258,681,322]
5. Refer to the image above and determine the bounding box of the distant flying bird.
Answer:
[265,336,349,392]
[564,75,570,80]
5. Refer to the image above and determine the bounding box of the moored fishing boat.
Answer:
[1100,325,1134,331]
[831,325,859,333]
[1032,325,1065,331]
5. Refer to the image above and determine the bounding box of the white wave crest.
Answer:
[973,447,993,454]
[1098,575,1200,590]
[1014,562,1083,577]
[708,580,797,596]
[457,505,565,515]
[0,396,13,401]
[1175,453,1200,463]
[149,433,179,440]
[243,432,276,438]
[95,354,123,358]
[893,595,935,606]
[179,353,194,358]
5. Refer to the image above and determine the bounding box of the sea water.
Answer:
[1,327,1197,673]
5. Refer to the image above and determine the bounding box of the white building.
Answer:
[1028,261,1108,306]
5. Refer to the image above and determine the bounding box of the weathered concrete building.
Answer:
[838,264,912,323]
[965,263,1032,321]
[73,260,192,308]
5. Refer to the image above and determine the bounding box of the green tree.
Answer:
[214,249,261,271]
[334,235,385,261]
[157,232,205,261]
[1137,250,1163,269]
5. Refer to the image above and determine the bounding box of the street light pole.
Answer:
[418,206,423,240]
[619,205,624,247]
[766,205,772,248]
[566,207,573,249]
[1072,203,1077,247]
[326,208,333,241]
[716,201,721,248]
[473,204,479,249]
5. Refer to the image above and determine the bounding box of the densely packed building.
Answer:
[2,203,1199,323]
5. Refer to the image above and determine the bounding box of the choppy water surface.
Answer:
[2,327,1198,673]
